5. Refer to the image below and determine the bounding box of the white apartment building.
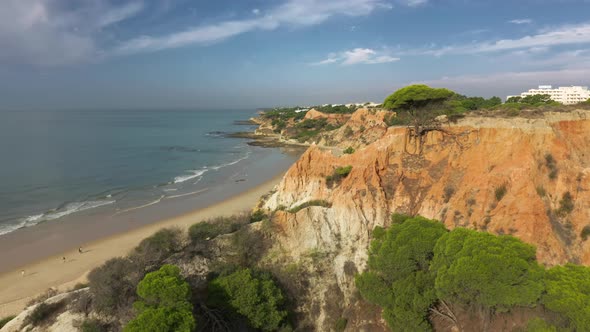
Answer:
[507,85,590,105]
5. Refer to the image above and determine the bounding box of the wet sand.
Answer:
[0,172,286,317]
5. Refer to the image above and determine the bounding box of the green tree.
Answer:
[125,265,195,332]
[208,268,287,331]
[432,229,544,313]
[542,264,590,331]
[356,217,448,331]
[383,85,455,143]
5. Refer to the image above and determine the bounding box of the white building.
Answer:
[507,85,590,105]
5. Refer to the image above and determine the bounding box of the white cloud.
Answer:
[509,18,533,25]
[421,22,590,56]
[313,48,400,65]
[404,0,428,7]
[252,8,261,15]
[113,0,393,55]
[0,0,143,66]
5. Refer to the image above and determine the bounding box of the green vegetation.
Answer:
[556,192,574,216]
[0,316,15,329]
[79,319,109,332]
[495,184,507,201]
[383,85,455,135]
[125,265,195,332]
[542,264,590,331]
[132,228,183,268]
[343,146,355,154]
[506,94,560,106]
[288,200,332,213]
[250,209,267,223]
[188,215,249,244]
[581,225,590,241]
[88,257,142,316]
[356,216,447,331]
[25,301,65,327]
[357,216,590,331]
[326,165,353,186]
[545,153,558,180]
[208,268,288,331]
[526,318,558,332]
[391,213,412,224]
[536,185,547,197]
[334,318,348,332]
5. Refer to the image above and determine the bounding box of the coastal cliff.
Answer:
[259,109,590,330]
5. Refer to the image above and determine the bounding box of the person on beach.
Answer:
[21,270,25,277]
[62,256,66,263]
[78,247,83,254]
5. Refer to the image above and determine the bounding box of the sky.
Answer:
[1,0,590,110]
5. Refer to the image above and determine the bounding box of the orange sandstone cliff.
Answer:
[260,109,590,330]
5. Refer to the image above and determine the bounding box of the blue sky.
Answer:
[1,0,590,110]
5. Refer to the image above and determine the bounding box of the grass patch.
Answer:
[288,200,332,213]
[249,210,267,223]
[495,184,507,201]
[334,318,348,332]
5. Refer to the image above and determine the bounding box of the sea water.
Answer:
[0,109,292,236]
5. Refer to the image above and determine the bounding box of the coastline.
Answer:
[0,172,287,317]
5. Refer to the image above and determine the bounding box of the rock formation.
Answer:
[261,109,590,330]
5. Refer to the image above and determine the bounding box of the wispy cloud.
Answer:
[313,48,400,65]
[113,0,393,56]
[421,22,590,56]
[404,0,429,7]
[509,18,533,25]
[0,0,144,66]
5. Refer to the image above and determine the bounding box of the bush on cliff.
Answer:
[208,268,288,331]
[542,264,590,331]
[356,217,447,331]
[326,165,353,186]
[88,257,143,316]
[125,264,195,332]
[131,227,184,269]
[189,214,250,245]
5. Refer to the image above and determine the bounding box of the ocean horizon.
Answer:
[0,108,285,236]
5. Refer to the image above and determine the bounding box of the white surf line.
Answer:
[165,188,209,199]
[113,195,165,215]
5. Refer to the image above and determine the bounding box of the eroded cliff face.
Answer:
[262,110,590,330]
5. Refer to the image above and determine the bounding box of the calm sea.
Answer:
[0,109,287,236]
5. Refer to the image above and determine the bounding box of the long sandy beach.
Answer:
[0,173,284,318]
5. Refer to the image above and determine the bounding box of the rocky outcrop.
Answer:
[262,110,590,330]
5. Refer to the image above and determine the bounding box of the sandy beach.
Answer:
[0,173,284,318]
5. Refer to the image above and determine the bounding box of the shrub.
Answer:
[343,126,353,136]
[125,265,195,332]
[288,200,332,213]
[495,184,507,201]
[88,257,142,316]
[27,288,58,306]
[581,225,590,241]
[25,300,65,326]
[545,153,558,180]
[326,166,353,186]
[343,146,355,154]
[536,186,546,197]
[250,210,267,223]
[131,228,183,268]
[334,318,348,332]
[443,186,455,203]
[189,215,249,245]
[556,192,574,216]
[79,319,109,332]
[0,316,15,329]
[208,268,288,331]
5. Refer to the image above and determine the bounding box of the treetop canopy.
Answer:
[383,84,455,110]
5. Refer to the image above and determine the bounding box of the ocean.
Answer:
[0,109,296,236]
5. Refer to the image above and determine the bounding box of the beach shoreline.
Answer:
[0,171,288,318]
